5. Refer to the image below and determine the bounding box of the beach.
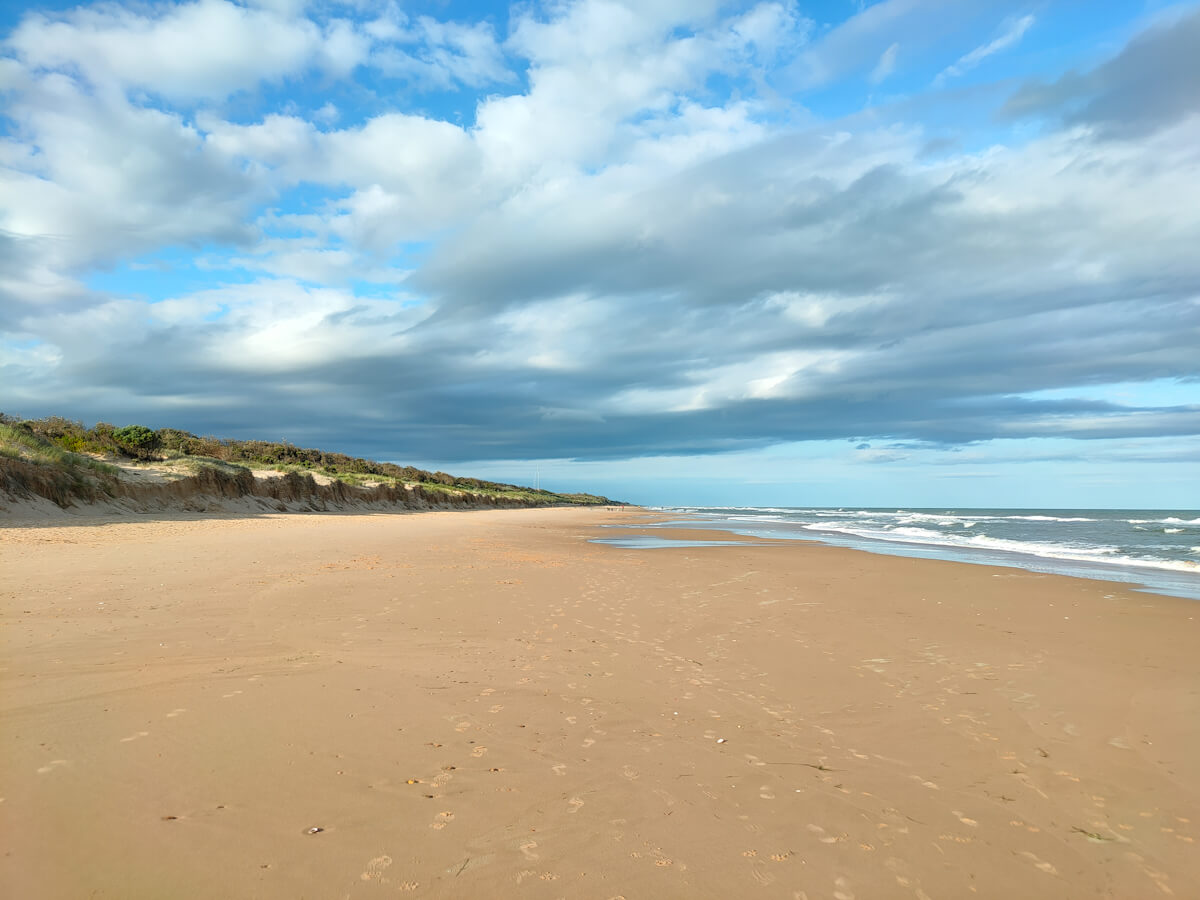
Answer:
[2,507,1198,899]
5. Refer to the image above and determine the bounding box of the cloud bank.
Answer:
[1,0,1198,478]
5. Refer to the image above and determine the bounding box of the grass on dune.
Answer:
[1,414,623,507]
[0,423,120,477]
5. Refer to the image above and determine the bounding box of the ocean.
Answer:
[629,508,1200,601]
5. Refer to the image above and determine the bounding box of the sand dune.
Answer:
[2,508,1197,898]
[0,454,560,519]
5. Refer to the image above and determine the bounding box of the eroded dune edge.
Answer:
[1,455,546,517]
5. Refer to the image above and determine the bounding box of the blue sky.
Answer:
[2,0,1199,507]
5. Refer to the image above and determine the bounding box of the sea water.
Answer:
[628,508,1200,601]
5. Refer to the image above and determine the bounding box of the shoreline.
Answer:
[625,511,1200,602]
[3,507,1198,898]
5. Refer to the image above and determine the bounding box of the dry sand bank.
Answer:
[2,508,1198,899]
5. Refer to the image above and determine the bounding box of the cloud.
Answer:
[5,0,510,103]
[370,14,512,90]
[1003,8,1200,138]
[2,0,1199,471]
[935,13,1033,84]
[7,0,329,100]
[474,0,801,176]
[791,0,1011,88]
[0,73,259,319]
[870,41,899,84]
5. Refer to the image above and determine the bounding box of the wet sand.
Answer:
[2,507,1198,898]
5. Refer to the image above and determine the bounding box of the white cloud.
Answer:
[793,0,1008,88]
[475,0,805,177]
[0,74,257,280]
[6,0,509,102]
[318,17,371,76]
[729,2,809,58]
[313,102,339,125]
[229,241,410,285]
[370,14,511,89]
[8,0,328,100]
[936,14,1034,84]
[410,16,511,86]
[870,41,899,83]
[202,112,320,169]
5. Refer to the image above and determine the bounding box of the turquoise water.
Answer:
[615,508,1200,601]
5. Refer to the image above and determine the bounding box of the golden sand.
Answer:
[2,507,1198,898]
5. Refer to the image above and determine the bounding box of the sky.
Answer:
[1,0,1199,508]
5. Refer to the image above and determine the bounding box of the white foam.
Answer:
[996,515,1096,522]
[797,522,1200,575]
[659,507,1200,579]
[1129,517,1200,525]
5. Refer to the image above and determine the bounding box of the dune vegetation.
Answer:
[0,415,618,511]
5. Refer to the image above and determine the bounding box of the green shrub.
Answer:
[112,424,160,458]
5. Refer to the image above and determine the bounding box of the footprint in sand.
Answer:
[622,765,640,781]
[568,797,585,813]
[832,875,856,900]
[431,811,455,830]
[806,824,843,844]
[360,855,392,882]
[938,833,974,844]
[489,705,504,714]
[472,746,489,758]
[519,840,540,861]
[1017,851,1058,875]
[551,764,567,776]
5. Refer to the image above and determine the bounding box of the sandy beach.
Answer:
[2,507,1198,899]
